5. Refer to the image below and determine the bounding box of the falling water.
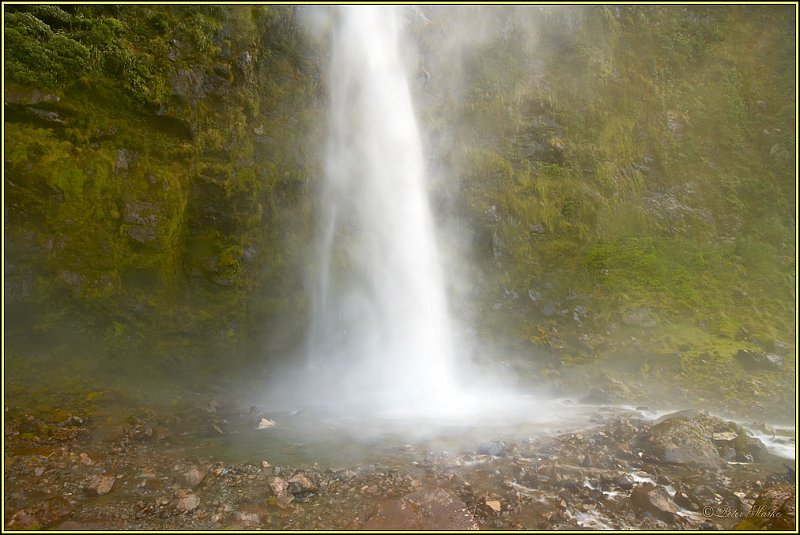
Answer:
[307,5,459,415]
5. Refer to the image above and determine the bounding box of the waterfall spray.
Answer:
[307,5,460,414]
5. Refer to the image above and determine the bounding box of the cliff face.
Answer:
[411,6,795,408]
[4,5,321,382]
[3,6,795,408]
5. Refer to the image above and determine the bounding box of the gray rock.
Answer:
[638,412,723,467]
[115,148,136,176]
[477,441,506,457]
[123,199,163,247]
[735,349,782,371]
[28,107,64,124]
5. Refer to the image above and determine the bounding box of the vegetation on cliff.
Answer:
[3,5,795,413]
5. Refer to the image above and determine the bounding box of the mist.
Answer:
[4,4,794,530]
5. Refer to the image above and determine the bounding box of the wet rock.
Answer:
[363,489,479,530]
[288,474,317,494]
[173,491,200,513]
[630,484,679,523]
[86,474,116,496]
[636,412,723,467]
[267,476,288,496]
[477,441,506,457]
[180,466,207,489]
[672,486,693,509]
[735,484,795,530]
[615,474,634,490]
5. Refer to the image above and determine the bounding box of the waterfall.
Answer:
[307,5,459,414]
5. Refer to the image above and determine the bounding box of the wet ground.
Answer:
[4,391,796,530]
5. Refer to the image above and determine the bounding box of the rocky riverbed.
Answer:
[4,395,795,530]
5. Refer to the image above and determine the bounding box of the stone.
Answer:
[486,499,502,512]
[267,476,288,496]
[174,491,200,512]
[123,199,162,246]
[637,412,723,467]
[362,489,479,530]
[87,474,115,496]
[630,484,679,523]
[288,474,317,494]
[477,441,506,456]
[734,349,781,371]
[115,148,136,176]
[180,466,207,489]
[615,474,634,490]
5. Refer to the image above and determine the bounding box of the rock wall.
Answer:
[4,5,321,382]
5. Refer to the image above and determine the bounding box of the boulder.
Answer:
[734,349,782,371]
[637,412,723,467]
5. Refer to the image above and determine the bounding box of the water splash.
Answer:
[306,5,459,414]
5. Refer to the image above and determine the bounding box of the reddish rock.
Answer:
[86,474,115,496]
[363,489,479,530]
